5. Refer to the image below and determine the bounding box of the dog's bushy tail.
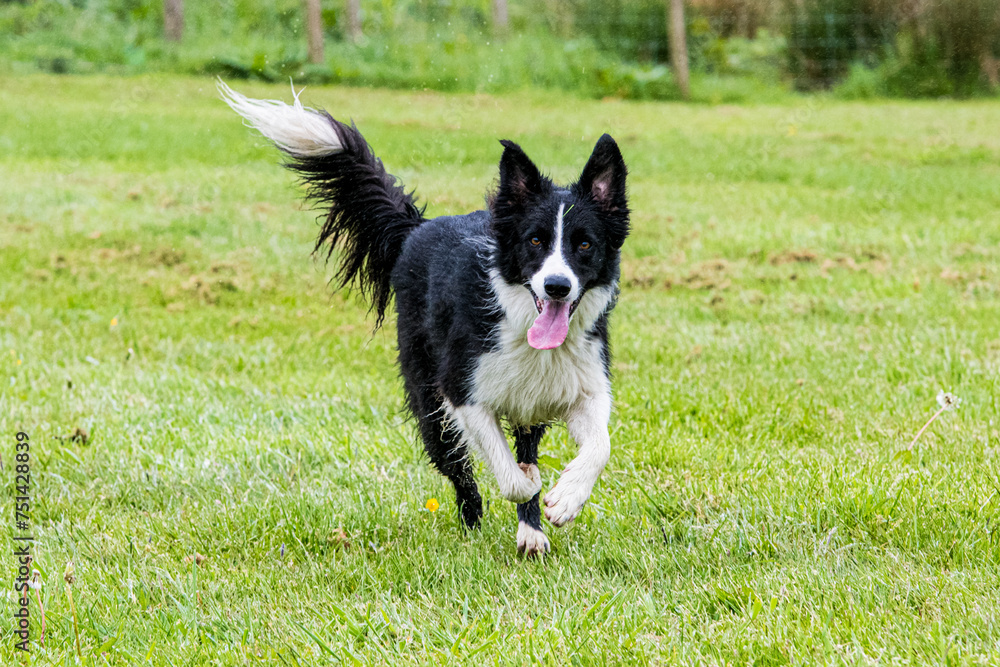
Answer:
[219,81,424,326]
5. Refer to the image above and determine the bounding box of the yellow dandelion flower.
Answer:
[16,359,22,366]
[425,498,439,512]
[110,317,118,327]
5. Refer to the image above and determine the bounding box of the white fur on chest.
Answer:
[472,273,613,425]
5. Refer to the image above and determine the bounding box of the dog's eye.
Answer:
[530,237,541,246]
[579,241,591,250]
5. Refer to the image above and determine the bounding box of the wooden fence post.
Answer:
[164,0,184,42]
[493,0,509,35]
[668,0,690,100]
[305,0,324,64]
[346,0,362,42]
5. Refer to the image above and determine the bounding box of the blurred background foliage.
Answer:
[1,0,999,100]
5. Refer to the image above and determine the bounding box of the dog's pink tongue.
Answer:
[527,300,570,350]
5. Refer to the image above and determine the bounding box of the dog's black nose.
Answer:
[544,275,572,299]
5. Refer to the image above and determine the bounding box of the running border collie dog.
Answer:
[221,83,629,555]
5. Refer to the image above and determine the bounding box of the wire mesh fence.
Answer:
[1,0,998,97]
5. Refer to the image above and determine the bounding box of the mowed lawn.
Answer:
[1,74,999,665]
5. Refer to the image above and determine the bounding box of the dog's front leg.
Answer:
[448,404,541,503]
[544,391,611,527]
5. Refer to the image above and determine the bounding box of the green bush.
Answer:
[880,37,955,99]
[570,0,668,63]
[323,30,615,95]
[921,0,1000,96]
[701,27,785,80]
[784,0,895,90]
[787,0,999,96]
[835,2,1000,101]
[834,62,886,100]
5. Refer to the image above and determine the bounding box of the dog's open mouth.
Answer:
[526,288,583,350]
[530,291,582,318]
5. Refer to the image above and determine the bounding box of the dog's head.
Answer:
[489,135,629,349]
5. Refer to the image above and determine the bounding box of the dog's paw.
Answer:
[516,522,550,557]
[543,470,594,527]
[499,463,541,503]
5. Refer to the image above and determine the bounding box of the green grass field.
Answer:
[2,74,999,665]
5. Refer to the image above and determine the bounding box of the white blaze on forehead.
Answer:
[530,202,580,302]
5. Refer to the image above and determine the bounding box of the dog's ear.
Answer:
[578,134,627,212]
[576,134,629,248]
[492,140,548,218]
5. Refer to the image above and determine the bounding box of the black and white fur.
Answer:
[221,82,629,555]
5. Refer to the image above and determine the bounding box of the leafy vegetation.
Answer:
[2,0,998,99]
[2,74,1000,664]
[785,0,1000,96]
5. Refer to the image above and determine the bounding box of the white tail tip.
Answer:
[217,79,342,157]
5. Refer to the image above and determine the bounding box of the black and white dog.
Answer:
[221,83,629,555]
